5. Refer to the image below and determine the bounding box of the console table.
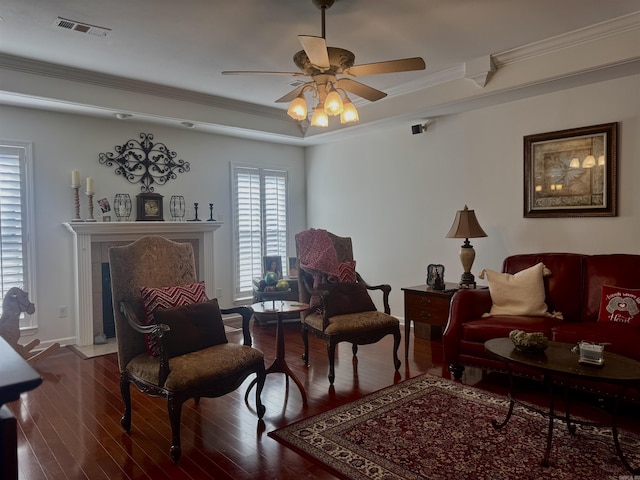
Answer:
[402,283,458,358]
[0,337,42,479]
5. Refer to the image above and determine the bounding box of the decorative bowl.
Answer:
[509,330,549,353]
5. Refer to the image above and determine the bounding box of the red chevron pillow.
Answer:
[141,281,208,356]
[337,261,357,283]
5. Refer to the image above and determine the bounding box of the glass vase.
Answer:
[114,194,132,221]
[170,195,186,221]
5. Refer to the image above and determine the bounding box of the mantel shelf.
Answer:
[63,221,222,236]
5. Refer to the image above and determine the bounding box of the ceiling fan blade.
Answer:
[222,70,305,76]
[336,78,387,102]
[346,57,426,76]
[298,35,330,70]
[275,85,308,103]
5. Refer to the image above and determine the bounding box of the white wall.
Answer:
[0,106,306,346]
[305,74,640,317]
[2,72,638,346]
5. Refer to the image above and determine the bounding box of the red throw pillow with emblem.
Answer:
[140,281,208,355]
[597,285,640,326]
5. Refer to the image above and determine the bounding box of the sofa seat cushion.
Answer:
[126,343,264,392]
[551,322,640,361]
[462,316,563,343]
[303,311,398,334]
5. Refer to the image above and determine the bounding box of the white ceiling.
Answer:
[1,0,640,144]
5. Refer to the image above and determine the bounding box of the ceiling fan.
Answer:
[222,0,426,126]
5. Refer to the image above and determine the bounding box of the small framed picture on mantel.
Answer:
[136,193,164,221]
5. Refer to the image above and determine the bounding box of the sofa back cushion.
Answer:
[502,253,584,322]
[584,254,640,322]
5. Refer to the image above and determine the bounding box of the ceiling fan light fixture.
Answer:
[310,103,329,127]
[324,85,344,116]
[340,96,359,124]
[287,93,308,120]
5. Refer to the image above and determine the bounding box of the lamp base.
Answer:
[459,271,476,289]
[458,242,477,288]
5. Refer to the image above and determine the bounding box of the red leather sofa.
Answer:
[443,253,640,398]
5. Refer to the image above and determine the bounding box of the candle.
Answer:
[71,170,80,186]
[86,177,95,193]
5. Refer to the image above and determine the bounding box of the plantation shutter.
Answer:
[233,166,288,299]
[0,146,26,313]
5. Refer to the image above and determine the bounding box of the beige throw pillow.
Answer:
[479,262,553,317]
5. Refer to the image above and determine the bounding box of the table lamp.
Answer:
[446,205,487,288]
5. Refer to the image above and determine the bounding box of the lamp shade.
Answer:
[324,86,344,116]
[287,93,308,121]
[446,205,487,239]
[340,96,359,124]
[310,103,329,127]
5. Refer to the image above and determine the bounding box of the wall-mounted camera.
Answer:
[411,120,431,135]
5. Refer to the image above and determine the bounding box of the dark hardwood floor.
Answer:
[9,320,640,479]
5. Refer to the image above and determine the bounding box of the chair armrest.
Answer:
[120,301,171,385]
[119,301,169,335]
[356,273,391,314]
[221,306,254,347]
[442,289,492,368]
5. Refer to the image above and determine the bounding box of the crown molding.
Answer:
[0,53,285,120]
[494,11,640,67]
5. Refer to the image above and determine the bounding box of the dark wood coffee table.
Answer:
[485,337,640,472]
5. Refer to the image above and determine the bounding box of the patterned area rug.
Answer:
[270,375,640,480]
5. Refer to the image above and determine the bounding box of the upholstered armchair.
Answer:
[109,235,265,462]
[295,229,401,384]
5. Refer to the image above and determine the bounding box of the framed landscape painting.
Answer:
[523,123,617,218]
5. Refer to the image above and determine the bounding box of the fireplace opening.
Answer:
[101,263,115,339]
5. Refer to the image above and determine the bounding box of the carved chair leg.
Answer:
[301,325,309,365]
[120,373,132,432]
[167,397,184,463]
[327,341,336,385]
[352,343,358,356]
[392,330,401,371]
[255,365,266,419]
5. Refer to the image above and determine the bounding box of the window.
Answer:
[232,165,288,300]
[0,141,36,329]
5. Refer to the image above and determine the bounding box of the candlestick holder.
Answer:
[86,192,97,222]
[207,203,216,221]
[189,202,202,221]
[71,184,82,221]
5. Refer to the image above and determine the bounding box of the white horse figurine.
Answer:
[0,287,59,364]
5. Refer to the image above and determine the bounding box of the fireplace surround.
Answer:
[64,221,222,346]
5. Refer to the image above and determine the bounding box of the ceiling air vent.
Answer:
[53,17,111,37]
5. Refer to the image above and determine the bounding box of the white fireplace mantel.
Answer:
[63,221,222,346]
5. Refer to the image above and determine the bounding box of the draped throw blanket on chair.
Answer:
[295,229,401,385]
[296,227,340,279]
